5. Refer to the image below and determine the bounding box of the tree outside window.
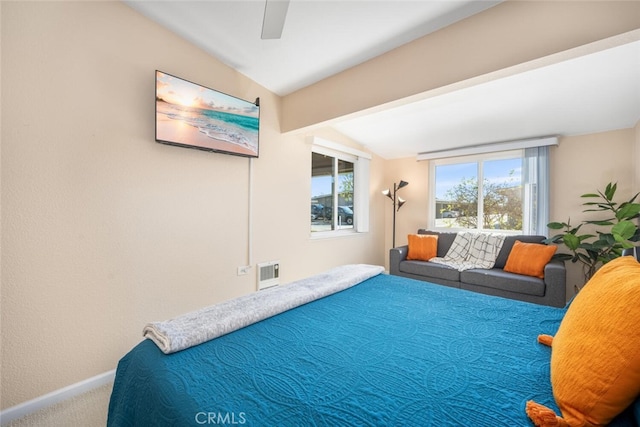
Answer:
[435,155,523,232]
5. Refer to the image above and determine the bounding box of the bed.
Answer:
[107,265,635,426]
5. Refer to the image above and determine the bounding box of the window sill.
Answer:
[310,229,365,240]
[428,227,528,236]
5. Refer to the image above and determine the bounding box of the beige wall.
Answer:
[0,1,384,408]
[551,129,637,224]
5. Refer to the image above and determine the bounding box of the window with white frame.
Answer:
[311,138,370,236]
[428,145,551,235]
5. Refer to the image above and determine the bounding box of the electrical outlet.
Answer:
[237,266,251,276]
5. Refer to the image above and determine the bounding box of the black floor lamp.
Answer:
[382,180,408,248]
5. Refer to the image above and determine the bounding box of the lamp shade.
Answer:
[397,197,406,210]
[382,180,408,248]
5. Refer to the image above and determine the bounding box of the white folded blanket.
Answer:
[143,264,385,354]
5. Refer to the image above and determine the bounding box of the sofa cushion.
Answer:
[406,234,438,261]
[460,268,545,296]
[494,235,546,269]
[504,240,557,278]
[399,260,460,282]
[418,230,457,258]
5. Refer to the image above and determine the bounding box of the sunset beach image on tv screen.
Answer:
[155,71,259,158]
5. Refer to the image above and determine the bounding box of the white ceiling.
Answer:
[126,0,640,159]
[335,40,640,158]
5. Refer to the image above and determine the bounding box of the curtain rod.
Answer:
[416,136,558,161]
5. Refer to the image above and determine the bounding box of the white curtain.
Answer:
[523,146,550,236]
[354,157,370,233]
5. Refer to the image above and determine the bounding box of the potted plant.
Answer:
[545,182,640,289]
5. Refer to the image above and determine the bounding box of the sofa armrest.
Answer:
[543,260,567,307]
[390,245,409,276]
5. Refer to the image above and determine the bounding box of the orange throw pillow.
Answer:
[503,240,556,278]
[406,234,438,261]
[527,256,640,426]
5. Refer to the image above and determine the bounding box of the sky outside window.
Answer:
[436,158,522,199]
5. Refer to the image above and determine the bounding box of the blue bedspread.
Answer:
[108,274,567,426]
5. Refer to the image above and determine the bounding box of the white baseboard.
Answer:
[0,369,116,425]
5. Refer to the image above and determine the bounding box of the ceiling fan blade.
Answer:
[261,0,290,39]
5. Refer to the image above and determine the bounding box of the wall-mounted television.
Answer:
[155,70,260,158]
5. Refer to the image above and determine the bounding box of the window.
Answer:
[311,152,354,232]
[429,146,550,234]
[310,138,370,236]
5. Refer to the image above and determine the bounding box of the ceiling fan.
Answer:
[261,0,290,39]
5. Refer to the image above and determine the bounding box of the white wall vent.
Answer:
[257,261,280,290]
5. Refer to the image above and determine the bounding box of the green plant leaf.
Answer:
[577,252,595,264]
[553,253,573,262]
[569,223,583,234]
[563,233,580,250]
[547,222,566,230]
[612,220,637,241]
[596,233,617,246]
[583,203,616,211]
[583,244,598,253]
[584,220,614,226]
[616,203,640,220]
[578,234,596,242]
[604,182,617,201]
[543,235,564,244]
[580,193,601,198]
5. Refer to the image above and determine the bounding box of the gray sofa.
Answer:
[390,230,567,307]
